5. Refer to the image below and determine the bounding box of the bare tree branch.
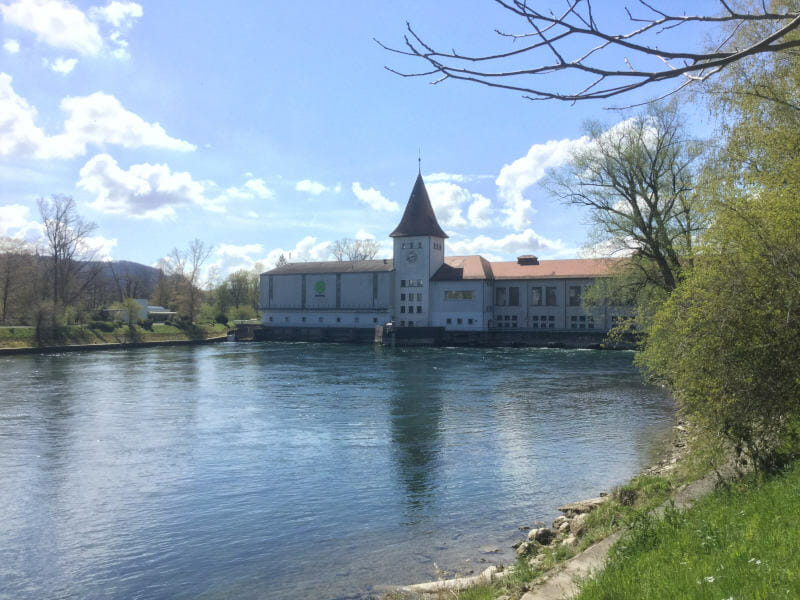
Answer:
[378,1,800,103]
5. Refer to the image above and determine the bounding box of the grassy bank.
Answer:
[575,462,800,599]
[0,322,228,349]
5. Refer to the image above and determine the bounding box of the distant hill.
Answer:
[88,260,162,303]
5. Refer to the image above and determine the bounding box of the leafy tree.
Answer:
[639,35,800,470]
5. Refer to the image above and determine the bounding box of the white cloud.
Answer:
[351,181,399,212]
[3,39,20,53]
[89,1,142,28]
[295,179,340,196]
[246,210,258,218]
[84,234,117,260]
[45,92,195,157]
[467,194,492,228]
[0,203,41,238]
[262,235,332,267]
[426,181,494,229]
[496,136,588,230]
[1,0,143,59]
[447,228,564,260]
[45,56,78,74]
[78,155,271,219]
[354,228,375,240]
[426,181,468,228]
[1,0,104,55]
[224,178,273,201]
[0,76,196,159]
[78,153,207,220]
[0,73,47,157]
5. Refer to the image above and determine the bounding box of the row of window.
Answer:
[400,293,423,301]
[400,306,423,313]
[495,285,584,307]
[267,316,380,324]
[570,315,595,329]
[400,279,424,287]
[444,290,475,300]
[445,317,476,325]
[400,242,423,249]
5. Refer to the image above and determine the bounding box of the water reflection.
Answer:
[388,356,443,512]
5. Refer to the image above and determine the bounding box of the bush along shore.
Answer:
[0,321,229,352]
[383,417,799,600]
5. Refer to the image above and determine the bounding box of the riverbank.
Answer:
[0,322,229,354]
[383,418,734,599]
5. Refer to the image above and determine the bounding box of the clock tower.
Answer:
[389,173,447,326]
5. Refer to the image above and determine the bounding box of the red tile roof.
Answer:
[434,256,619,280]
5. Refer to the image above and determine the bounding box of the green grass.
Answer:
[575,462,800,600]
[0,322,228,348]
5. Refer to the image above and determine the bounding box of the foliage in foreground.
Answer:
[575,461,800,600]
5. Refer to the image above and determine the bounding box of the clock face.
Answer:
[406,250,418,263]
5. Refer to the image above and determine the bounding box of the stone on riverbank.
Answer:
[528,527,556,545]
[557,496,609,517]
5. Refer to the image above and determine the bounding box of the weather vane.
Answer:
[418,148,421,175]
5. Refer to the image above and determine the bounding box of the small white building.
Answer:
[260,174,622,332]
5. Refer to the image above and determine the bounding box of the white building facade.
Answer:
[260,174,622,332]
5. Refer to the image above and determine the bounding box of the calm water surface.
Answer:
[0,342,673,599]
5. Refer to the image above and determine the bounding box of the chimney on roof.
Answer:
[517,255,539,265]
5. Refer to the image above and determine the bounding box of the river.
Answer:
[0,342,673,599]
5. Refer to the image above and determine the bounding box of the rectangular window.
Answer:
[444,290,475,300]
[509,287,520,306]
[408,321,414,327]
[531,286,542,306]
[401,280,406,287]
[571,315,578,329]
[546,286,557,306]
[416,293,422,301]
[400,293,405,301]
[302,316,306,322]
[268,316,273,322]
[569,285,582,306]
[400,306,405,313]
[457,318,463,325]
[446,318,452,324]
[495,287,507,306]
[400,320,405,327]
[336,317,341,323]
[373,317,378,324]
[416,306,422,313]
[468,318,474,325]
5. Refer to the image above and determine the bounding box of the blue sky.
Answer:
[0,0,715,279]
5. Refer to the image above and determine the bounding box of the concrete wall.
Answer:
[430,280,488,330]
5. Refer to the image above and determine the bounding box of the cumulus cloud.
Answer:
[224,178,273,201]
[84,234,117,260]
[89,1,142,28]
[295,179,341,196]
[1,0,103,55]
[0,203,41,238]
[205,242,265,275]
[426,181,494,229]
[0,75,195,159]
[467,194,492,228]
[78,153,207,220]
[1,0,143,59]
[262,235,332,267]
[496,136,588,230]
[0,73,47,157]
[351,182,399,212]
[447,228,564,260]
[3,39,20,53]
[354,228,375,240]
[44,56,78,74]
[78,154,271,219]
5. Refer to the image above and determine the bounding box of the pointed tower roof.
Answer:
[390,174,448,238]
